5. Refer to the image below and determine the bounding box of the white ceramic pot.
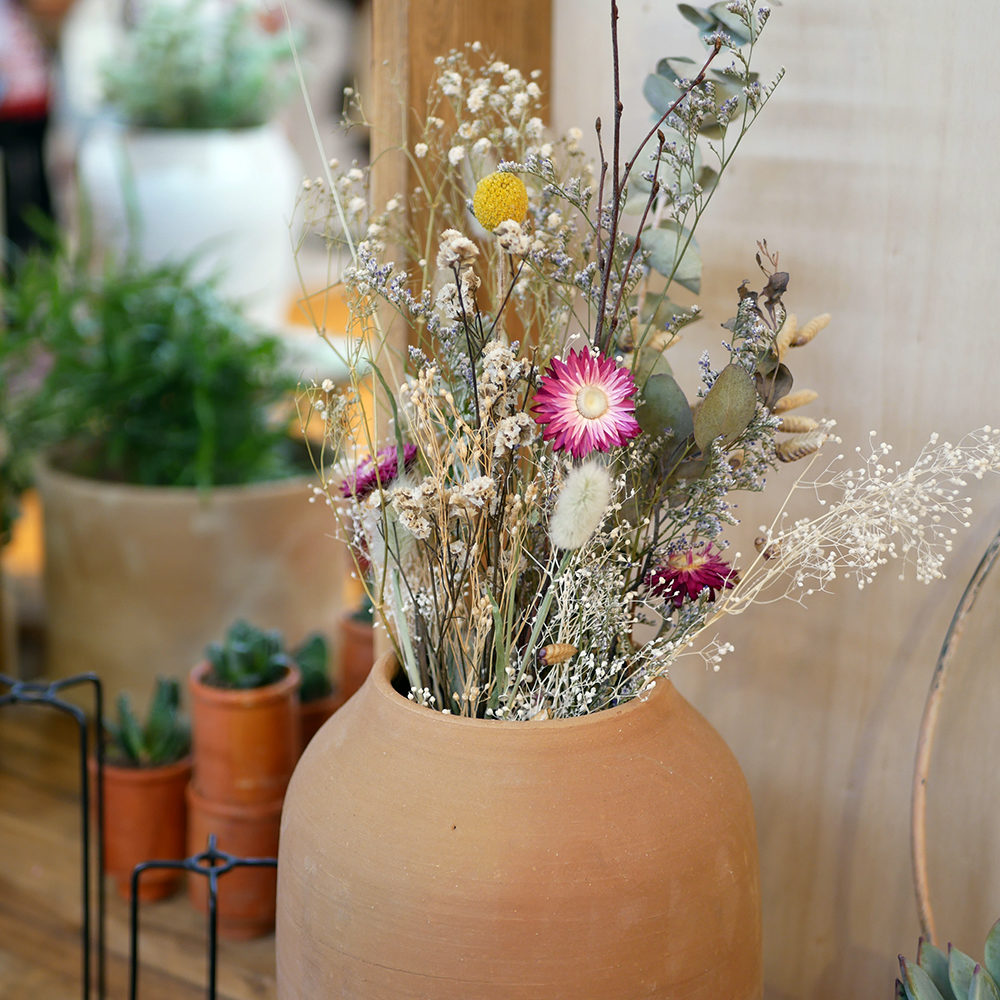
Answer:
[77,122,301,328]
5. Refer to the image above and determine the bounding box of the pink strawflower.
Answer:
[531,348,641,458]
[340,443,418,499]
[645,545,738,608]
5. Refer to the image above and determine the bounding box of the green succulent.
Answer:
[897,919,1000,1000]
[105,677,191,766]
[206,619,293,690]
[293,633,333,703]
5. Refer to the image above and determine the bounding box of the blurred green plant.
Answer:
[897,918,1000,1000]
[105,677,191,766]
[0,242,300,493]
[103,0,294,129]
[294,632,333,703]
[206,619,294,690]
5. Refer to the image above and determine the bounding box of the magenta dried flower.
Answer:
[531,348,641,458]
[645,545,738,608]
[340,443,418,499]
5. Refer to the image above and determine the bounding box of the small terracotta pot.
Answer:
[188,662,301,805]
[277,654,762,999]
[186,783,281,940]
[338,614,374,701]
[298,689,346,755]
[90,755,192,902]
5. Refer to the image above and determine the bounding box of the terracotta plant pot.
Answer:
[186,783,281,940]
[188,661,301,804]
[299,689,346,755]
[276,654,762,999]
[37,463,345,708]
[90,755,192,902]
[338,614,374,701]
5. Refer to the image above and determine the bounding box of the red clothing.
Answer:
[0,0,50,120]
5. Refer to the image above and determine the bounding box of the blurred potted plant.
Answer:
[93,677,192,902]
[187,619,300,938]
[0,244,345,701]
[77,0,300,326]
[293,631,345,753]
[338,590,374,703]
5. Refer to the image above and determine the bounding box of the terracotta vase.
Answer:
[299,689,346,755]
[188,662,301,805]
[90,755,192,902]
[186,783,281,939]
[37,462,345,708]
[276,654,762,999]
[337,614,374,701]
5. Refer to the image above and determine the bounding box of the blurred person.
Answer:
[0,0,56,251]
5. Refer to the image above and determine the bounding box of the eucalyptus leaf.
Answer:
[754,362,793,408]
[655,56,699,81]
[640,224,702,293]
[900,957,949,1000]
[633,346,675,383]
[970,967,1000,1000]
[636,373,693,440]
[694,363,756,452]
[707,1,754,44]
[985,919,1000,985]
[677,3,715,31]
[643,73,683,116]
[917,939,953,999]
[951,948,979,999]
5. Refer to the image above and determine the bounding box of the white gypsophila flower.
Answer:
[472,137,491,156]
[414,142,429,158]
[549,461,612,550]
[448,145,466,165]
[347,167,364,182]
[348,196,366,214]
[493,219,531,256]
[526,116,544,140]
[467,83,488,112]
[526,81,541,99]
[436,229,479,270]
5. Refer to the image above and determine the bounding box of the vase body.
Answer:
[37,464,344,707]
[91,755,192,902]
[276,655,762,999]
[76,122,300,328]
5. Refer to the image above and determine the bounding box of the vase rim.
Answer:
[367,652,674,731]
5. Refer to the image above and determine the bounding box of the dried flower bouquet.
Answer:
[297,1,1000,720]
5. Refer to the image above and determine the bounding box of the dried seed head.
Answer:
[776,428,827,463]
[774,312,797,361]
[777,415,820,434]
[791,313,831,347]
[754,536,782,560]
[538,643,578,666]
[727,448,746,471]
[773,389,819,414]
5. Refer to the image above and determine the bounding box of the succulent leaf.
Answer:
[901,956,950,1000]
[984,919,1000,984]
[970,966,1000,1000]
[918,939,953,999]
[951,947,979,999]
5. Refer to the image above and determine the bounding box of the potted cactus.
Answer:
[338,591,375,703]
[897,917,1000,999]
[294,632,345,754]
[93,678,192,902]
[187,619,301,938]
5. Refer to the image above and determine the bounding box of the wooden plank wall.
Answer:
[551,2,1000,997]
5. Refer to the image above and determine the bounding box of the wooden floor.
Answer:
[0,703,276,1000]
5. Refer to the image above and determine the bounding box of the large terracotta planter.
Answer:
[187,783,281,940]
[37,463,344,707]
[91,755,192,902]
[276,654,762,999]
[188,662,301,805]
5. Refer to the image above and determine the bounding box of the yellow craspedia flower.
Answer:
[472,171,528,232]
